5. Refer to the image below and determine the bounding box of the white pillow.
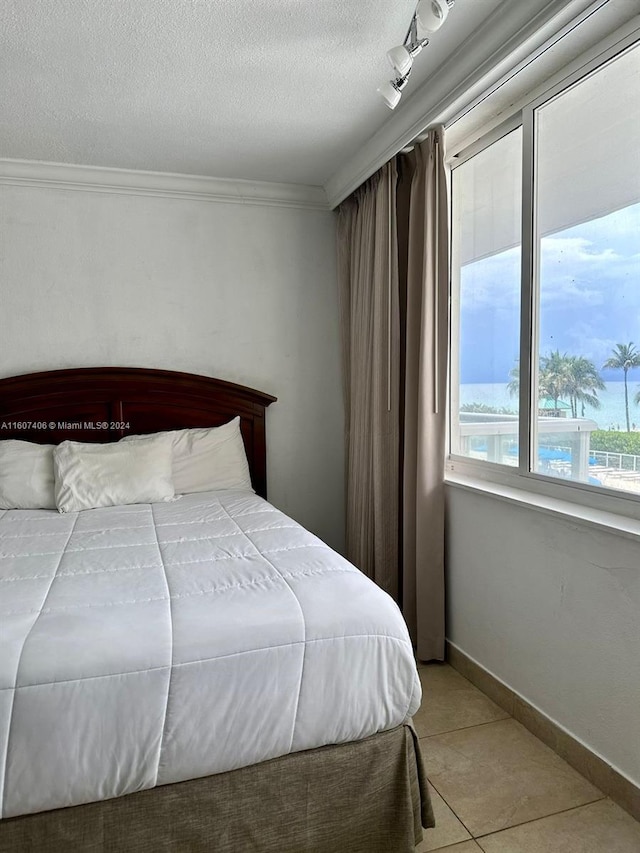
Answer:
[0,440,56,510]
[122,417,253,495]
[53,435,175,513]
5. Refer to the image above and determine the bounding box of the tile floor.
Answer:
[414,663,640,852]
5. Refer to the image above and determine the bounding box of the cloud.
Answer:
[460,235,639,312]
[538,236,628,306]
[564,322,618,366]
[460,246,520,309]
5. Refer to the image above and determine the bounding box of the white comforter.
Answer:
[0,491,421,819]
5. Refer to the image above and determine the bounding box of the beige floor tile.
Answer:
[426,843,483,852]
[417,786,472,851]
[421,718,603,837]
[414,664,510,737]
[476,799,640,852]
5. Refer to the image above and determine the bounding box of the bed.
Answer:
[0,367,432,853]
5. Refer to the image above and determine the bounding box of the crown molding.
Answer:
[324,0,609,208]
[0,159,330,211]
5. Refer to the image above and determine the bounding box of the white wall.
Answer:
[0,182,345,551]
[446,484,640,788]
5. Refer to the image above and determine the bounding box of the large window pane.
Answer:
[533,44,640,493]
[451,128,522,465]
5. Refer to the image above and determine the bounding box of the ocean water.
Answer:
[459,381,640,431]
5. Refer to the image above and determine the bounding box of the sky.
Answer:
[459,202,640,385]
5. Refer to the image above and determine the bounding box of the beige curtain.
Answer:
[399,130,448,662]
[337,162,400,600]
[337,130,448,662]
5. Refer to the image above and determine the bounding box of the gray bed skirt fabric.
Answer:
[0,723,433,853]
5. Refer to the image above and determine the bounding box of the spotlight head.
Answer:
[387,45,412,77]
[386,37,428,77]
[416,0,450,34]
[377,74,410,110]
[377,80,402,109]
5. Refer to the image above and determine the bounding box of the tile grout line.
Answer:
[472,794,609,844]
[418,714,510,739]
[424,774,476,841]
[420,716,518,742]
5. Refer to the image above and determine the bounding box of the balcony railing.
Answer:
[592,450,640,472]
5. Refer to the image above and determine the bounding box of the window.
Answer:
[450,39,640,498]
[450,128,522,466]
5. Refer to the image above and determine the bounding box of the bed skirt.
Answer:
[0,723,433,853]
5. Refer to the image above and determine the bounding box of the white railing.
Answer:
[592,450,640,472]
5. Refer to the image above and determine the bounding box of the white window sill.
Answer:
[445,472,640,545]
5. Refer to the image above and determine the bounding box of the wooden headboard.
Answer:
[0,367,277,498]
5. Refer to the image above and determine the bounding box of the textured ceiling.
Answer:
[2,0,553,186]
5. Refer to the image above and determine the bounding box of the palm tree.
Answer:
[602,343,640,432]
[564,356,605,418]
[507,361,520,398]
[507,352,604,419]
[539,350,572,415]
[507,352,574,414]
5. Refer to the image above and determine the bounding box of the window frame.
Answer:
[446,28,640,522]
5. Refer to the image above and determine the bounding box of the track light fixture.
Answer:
[378,0,455,110]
